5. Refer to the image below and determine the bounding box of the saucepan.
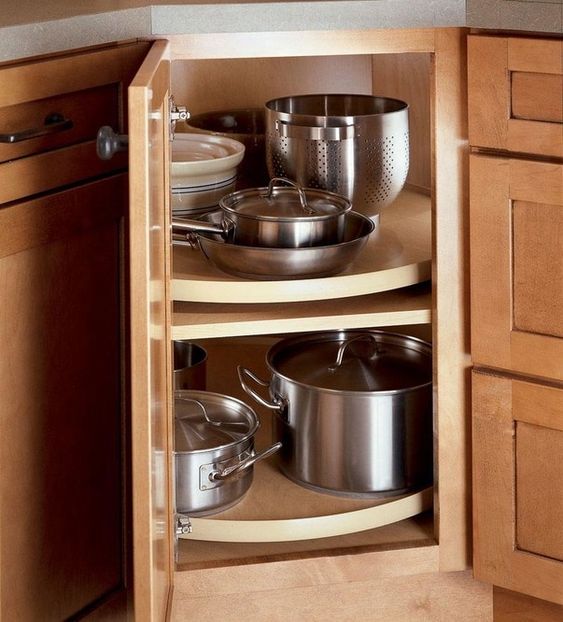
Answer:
[171,177,351,248]
[239,330,433,497]
[174,390,281,516]
[173,210,375,280]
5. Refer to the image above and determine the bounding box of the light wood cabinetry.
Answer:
[127,27,476,619]
[0,43,148,620]
[469,33,563,609]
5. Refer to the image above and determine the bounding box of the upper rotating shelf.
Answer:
[172,187,430,304]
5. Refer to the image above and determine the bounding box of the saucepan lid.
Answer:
[174,390,258,453]
[220,177,351,221]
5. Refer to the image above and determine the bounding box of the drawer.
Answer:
[470,154,563,380]
[468,35,563,158]
[473,370,563,605]
[0,42,149,203]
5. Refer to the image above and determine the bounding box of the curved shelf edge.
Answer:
[180,486,433,543]
[172,260,431,304]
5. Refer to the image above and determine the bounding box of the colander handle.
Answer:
[276,120,358,141]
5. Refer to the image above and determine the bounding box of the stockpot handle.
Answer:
[172,217,231,238]
[275,120,359,141]
[237,366,283,412]
[210,442,282,483]
[267,177,315,215]
[329,334,382,372]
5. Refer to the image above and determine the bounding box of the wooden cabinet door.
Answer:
[128,40,174,621]
[468,35,563,158]
[470,154,563,381]
[473,370,563,605]
[0,176,128,620]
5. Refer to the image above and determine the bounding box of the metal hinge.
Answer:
[170,96,190,141]
[176,514,193,536]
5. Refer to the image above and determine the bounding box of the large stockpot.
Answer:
[239,330,432,497]
[175,390,281,516]
[171,177,351,248]
[265,94,409,219]
[173,341,207,390]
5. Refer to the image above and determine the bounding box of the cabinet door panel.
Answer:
[128,40,173,621]
[468,36,563,158]
[0,176,127,620]
[473,371,563,605]
[470,155,563,380]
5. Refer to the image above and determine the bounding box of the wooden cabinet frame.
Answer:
[128,28,470,618]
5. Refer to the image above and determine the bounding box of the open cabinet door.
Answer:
[129,40,174,621]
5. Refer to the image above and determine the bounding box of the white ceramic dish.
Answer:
[172,174,237,214]
[171,133,245,184]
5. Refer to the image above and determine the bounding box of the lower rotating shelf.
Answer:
[180,486,433,543]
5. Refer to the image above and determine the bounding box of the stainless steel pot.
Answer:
[175,390,281,516]
[265,94,409,219]
[173,341,207,390]
[239,330,432,497]
[171,177,351,248]
[172,210,375,280]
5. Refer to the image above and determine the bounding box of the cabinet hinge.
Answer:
[170,96,190,141]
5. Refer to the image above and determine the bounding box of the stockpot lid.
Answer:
[268,330,432,393]
[174,390,258,453]
[220,177,351,221]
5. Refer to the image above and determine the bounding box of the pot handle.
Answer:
[275,120,359,141]
[172,217,231,238]
[329,334,382,372]
[210,442,282,483]
[237,366,284,412]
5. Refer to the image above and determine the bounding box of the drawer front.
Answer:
[473,371,563,605]
[0,42,149,202]
[470,154,563,380]
[468,35,563,158]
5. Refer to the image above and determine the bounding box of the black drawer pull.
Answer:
[0,112,73,143]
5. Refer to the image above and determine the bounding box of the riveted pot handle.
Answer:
[210,442,282,483]
[237,366,283,412]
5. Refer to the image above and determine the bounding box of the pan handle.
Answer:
[237,366,284,412]
[210,442,282,483]
[172,217,230,238]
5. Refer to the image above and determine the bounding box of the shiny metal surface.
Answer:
[184,211,375,280]
[240,330,433,497]
[173,340,207,390]
[172,178,351,248]
[265,94,409,218]
[174,390,280,515]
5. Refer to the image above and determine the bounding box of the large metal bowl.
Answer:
[182,211,375,280]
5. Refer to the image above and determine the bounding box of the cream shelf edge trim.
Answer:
[171,309,432,340]
[180,486,433,543]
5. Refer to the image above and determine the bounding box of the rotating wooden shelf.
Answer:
[173,283,431,340]
[172,188,430,304]
[177,339,434,548]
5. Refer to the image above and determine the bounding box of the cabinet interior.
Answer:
[170,52,435,571]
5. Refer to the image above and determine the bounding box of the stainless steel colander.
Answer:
[265,94,409,219]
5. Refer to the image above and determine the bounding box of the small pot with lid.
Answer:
[172,177,351,248]
[239,330,433,497]
[175,390,281,516]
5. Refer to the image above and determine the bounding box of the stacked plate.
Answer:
[171,133,245,217]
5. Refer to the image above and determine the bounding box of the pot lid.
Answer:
[220,177,351,221]
[174,391,258,452]
[269,331,432,393]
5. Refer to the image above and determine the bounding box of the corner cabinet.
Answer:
[129,29,475,620]
[469,34,563,608]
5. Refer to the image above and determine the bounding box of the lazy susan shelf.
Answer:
[172,188,430,304]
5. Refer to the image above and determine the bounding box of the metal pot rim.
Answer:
[266,330,432,395]
[174,389,259,455]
